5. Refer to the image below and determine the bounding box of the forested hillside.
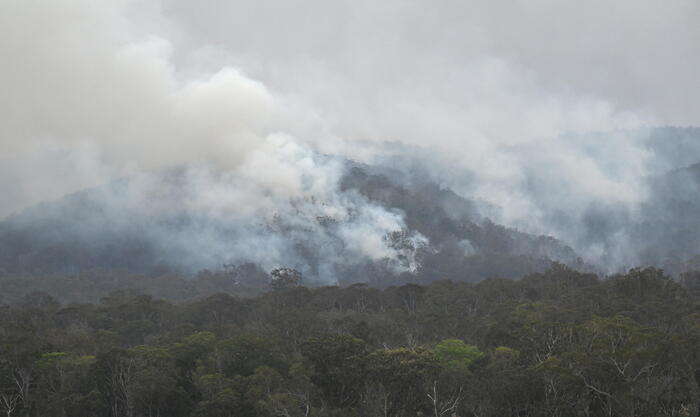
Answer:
[0,162,582,288]
[3,128,700,287]
[3,1,700,416]
[1,265,698,416]
[1,129,699,417]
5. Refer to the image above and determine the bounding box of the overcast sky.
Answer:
[1,0,699,218]
[160,0,700,130]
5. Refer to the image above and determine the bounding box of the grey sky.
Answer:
[161,0,699,127]
[1,0,698,229]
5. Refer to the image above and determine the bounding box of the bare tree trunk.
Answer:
[0,393,20,417]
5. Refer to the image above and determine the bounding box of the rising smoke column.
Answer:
[2,0,699,273]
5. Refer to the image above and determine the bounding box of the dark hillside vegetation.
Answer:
[3,128,700,285]
[2,0,699,414]
[3,127,700,286]
[0,265,698,416]
[0,163,582,286]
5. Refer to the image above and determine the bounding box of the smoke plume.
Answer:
[2,0,699,275]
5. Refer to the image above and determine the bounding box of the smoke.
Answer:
[4,135,427,282]
[1,0,699,274]
[0,0,276,216]
[156,134,427,278]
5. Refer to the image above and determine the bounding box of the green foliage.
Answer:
[0,265,697,416]
[301,335,367,408]
[434,339,484,370]
[365,347,440,415]
[216,335,286,378]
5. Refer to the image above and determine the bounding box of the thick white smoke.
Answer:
[1,0,698,272]
[65,134,426,281]
[0,0,276,216]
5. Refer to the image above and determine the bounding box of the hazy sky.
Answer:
[163,0,700,127]
[1,0,699,221]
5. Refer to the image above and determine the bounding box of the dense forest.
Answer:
[3,0,700,415]
[1,265,699,416]
[1,129,700,416]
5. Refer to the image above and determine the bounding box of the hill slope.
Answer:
[0,162,580,285]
